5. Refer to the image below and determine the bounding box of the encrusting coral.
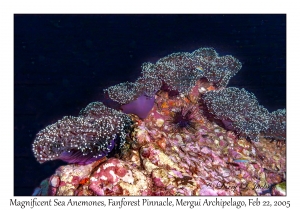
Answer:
[32,48,286,196]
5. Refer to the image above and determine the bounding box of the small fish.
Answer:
[233,159,250,163]
[196,66,204,73]
[206,86,215,91]
[227,158,255,167]
[234,159,256,164]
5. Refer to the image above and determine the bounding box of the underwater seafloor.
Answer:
[32,47,286,196]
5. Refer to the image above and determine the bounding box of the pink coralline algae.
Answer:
[32,48,286,196]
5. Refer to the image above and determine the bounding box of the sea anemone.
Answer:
[121,94,155,119]
[32,102,132,164]
[202,87,270,142]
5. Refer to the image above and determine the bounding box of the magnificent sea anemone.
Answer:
[32,102,132,164]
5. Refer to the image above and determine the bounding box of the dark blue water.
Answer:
[14,14,286,195]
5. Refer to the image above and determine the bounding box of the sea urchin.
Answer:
[167,104,200,134]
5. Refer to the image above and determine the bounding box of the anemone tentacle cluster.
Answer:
[32,102,132,164]
[262,108,286,141]
[202,87,271,142]
[104,48,242,106]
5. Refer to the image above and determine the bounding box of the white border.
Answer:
[1,0,298,209]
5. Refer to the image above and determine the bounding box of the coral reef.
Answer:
[32,48,286,196]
